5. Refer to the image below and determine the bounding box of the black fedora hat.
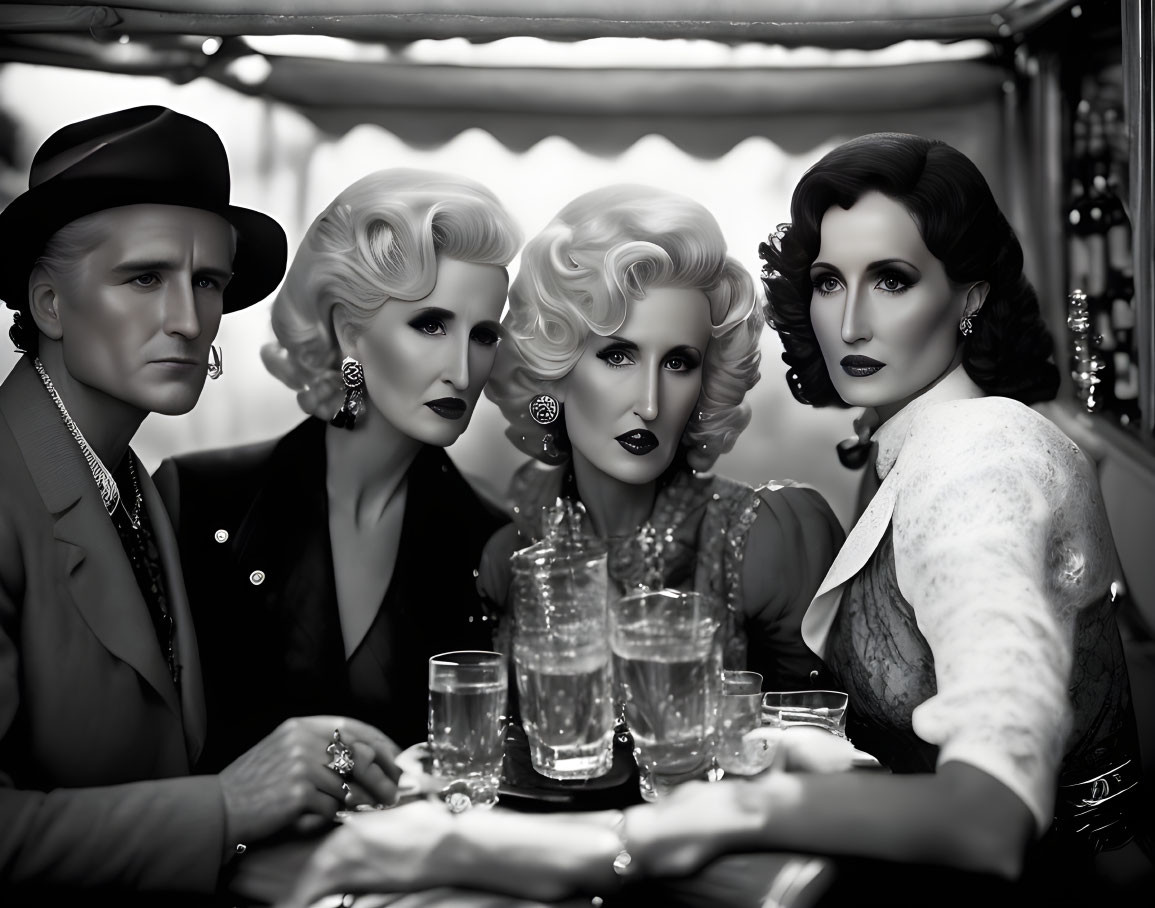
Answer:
[0,105,287,313]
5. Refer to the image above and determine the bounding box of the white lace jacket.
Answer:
[803,366,1119,831]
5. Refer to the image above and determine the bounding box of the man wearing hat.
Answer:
[0,106,401,904]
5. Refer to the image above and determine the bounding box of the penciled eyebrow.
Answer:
[810,258,918,275]
[865,257,919,274]
[412,306,455,321]
[599,337,702,361]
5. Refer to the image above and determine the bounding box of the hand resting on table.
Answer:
[276,725,866,907]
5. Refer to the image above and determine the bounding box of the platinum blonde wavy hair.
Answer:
[486,184,762,472]
[261,168,521,418]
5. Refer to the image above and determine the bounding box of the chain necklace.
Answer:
[121,456,144,530]
[32,357,142,529]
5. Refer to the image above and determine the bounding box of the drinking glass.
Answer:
[608,588,721,801]
[762,690,849,737]
[427,650,508,810]
[510,539,615,780]
[716,669,771,776]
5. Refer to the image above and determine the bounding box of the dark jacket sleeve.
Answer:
[741,484,846,691]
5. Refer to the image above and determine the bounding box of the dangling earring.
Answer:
[207,344,224,380]
[9,311,29,354]
[330,357,366,430]
[529,394,561,459]
[959,313,976,337]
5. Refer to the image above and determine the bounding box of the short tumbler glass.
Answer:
[762,689,849,737]
[510,539,615,780]
[716,669,768,776]
[428,650,508,810]
[609,588,721,801]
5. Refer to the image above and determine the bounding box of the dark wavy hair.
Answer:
[759,132,1059,408]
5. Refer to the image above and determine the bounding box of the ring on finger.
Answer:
[326,728,355,777]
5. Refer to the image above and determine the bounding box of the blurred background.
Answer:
[0,1,1150,548]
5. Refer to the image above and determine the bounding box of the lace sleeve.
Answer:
[892,397,1110,833]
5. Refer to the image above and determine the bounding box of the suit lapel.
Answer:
[0,360,182,719]
[141,461,206,762]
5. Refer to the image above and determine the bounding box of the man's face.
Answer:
[44,204,234,417]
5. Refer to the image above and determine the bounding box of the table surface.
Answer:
[316,724,844,908]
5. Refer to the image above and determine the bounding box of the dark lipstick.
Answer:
[615,429,659,456]
[425,398,466,420]
[840,355,885,378]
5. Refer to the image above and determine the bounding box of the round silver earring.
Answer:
[529,394,560,426]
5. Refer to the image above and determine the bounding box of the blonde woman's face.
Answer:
[808,191,973,419]
[561,287,712,486]
[348,256,508,446]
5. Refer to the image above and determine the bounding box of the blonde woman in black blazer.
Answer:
[155,168,522,771]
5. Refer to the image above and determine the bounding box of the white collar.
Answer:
[871,365,985,479]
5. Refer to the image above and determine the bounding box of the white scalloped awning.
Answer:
[0,1,1078,154]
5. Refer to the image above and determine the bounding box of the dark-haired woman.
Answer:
[753,131,1148,902]
[278,135,1149,908]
